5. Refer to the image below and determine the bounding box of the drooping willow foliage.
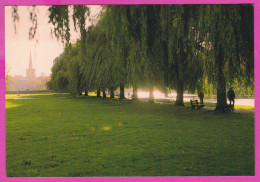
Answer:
[44,4,254,110]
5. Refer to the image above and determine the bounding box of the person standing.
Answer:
[228,87,235,107]
[199,91,204,105]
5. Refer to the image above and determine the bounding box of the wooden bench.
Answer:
[190,99,205,110]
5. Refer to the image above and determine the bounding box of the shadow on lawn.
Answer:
[70,95,255,123]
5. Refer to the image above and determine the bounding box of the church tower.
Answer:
[26,52,36,80]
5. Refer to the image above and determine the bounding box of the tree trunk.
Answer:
[215,44,227,111]
[120,84,125,99]
[215,80,227,111]
[175,79,184,106]
[97,89,101,98]
[84,90,88,96]
[110,89,114,98]
[103,90,106,98]
[175,12,186,107]
[132,85,138,100]
[148,86,154,103]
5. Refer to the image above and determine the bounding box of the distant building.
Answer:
[6,52,50,91]
[26,53,36,80]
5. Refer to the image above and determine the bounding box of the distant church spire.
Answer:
[26,52,36,80]
[29,52,32,69]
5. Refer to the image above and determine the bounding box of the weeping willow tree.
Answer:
[84,5,165,101]
[111,5,167,102]
[83,25,100,96]
[199,4,254,111]
[46,54,69,92]
[47,42,84,95]
[160,5,204,106]
[48,5,90,96]
[137,5,166,102]
[82,9,119,98]
[122,6,142,100]
[160,4,253,109]
[103,6,131,99]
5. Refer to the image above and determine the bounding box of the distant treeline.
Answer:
[6,75,50,91]
[6,90,52,94]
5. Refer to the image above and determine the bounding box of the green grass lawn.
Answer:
[5,93,254,177]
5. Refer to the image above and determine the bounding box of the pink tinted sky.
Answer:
[5,5,101,77]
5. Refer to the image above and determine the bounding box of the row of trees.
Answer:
[46,5,254,111]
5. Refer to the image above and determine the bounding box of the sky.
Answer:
[5,5,101,77]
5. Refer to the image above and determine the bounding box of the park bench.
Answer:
[190,99,205,110]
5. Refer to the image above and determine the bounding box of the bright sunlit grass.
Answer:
[5,102,21,108]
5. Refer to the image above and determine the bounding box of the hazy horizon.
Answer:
[5,5,101,77]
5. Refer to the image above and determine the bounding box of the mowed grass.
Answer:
[5,94,254,177]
